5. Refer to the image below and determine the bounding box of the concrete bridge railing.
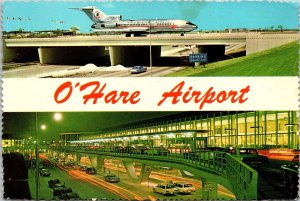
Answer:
[54,146,258,200]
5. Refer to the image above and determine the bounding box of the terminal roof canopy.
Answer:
[3,112,207,141]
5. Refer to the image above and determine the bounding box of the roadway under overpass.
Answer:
[3,33,299,66]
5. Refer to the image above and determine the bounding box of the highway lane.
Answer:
[29,156,122,200]
[3,64,185,78]
[103,162,235,200]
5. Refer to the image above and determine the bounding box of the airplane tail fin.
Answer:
[70,6,108,23]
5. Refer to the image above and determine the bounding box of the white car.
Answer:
[129,66,147,74]
[174,182,196,194]
[153,183,177,195]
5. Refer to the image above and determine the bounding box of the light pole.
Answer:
[149,20,152,77]
[35,112,62,200]
[285,124,299,148]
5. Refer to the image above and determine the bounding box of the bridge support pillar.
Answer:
[3,42,38,63]
[109,46,161,67]
[38,46,105,65]
[196,45,225,64]
[122,161,139,180]
[72,153,81,164]
[122,162,151,183]
[139,164,152,183]
[201,177,218,200]
[90,156,104,173]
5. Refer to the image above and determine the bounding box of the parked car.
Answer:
[129,66,147,74]
[48,179,65,188]
[174,182,196,194]
[64,161,76,167]
[59,192,81,200]
[40,168,50,177]
[78,165,87,171]
[104,174,120,182]
[228,147,268,168]
[145,147,170,156]
[281,155,299,198]
[86,167,97,174]
[53,187,72,197]
[153,183,178,195]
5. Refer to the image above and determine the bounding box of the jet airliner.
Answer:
[71,6,197,36]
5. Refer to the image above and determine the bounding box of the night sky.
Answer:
[3,112,187,141]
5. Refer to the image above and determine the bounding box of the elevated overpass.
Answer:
[3,33,299,66]
[46,146,257,200]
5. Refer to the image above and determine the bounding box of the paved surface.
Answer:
[3,64,185,78]
[28,156,234,200]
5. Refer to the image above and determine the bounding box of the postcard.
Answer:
[2,0,299,200]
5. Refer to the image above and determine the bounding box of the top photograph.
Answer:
[2,1,299,78]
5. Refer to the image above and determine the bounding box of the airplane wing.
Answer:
[93,27,149,33]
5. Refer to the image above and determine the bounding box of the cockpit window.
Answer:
[186,22,195,26]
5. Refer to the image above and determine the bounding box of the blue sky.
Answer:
[2,1,298,32]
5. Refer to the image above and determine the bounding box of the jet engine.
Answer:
[103,23,117,28]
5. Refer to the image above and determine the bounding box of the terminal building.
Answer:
[61,111,299,150]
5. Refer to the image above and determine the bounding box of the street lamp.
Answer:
[285,124,299,135]
[284,123,299,127]
[35,112,62,200]
[149,20,152,77]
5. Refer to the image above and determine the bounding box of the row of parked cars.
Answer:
[89,145,171,156]
[183,147,269,169]
[48,179,81,200]
[153,182,196,195]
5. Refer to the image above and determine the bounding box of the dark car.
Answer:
[129,66,147,74]
[40,168,50,177]
[53,187,72,197]
[145,147,170,156]
[104,174,120,182]
[281,155,299,199]
[86,167,97,174]
[59,192,81,200]
[48,179,65,188]
[228,147,268,168]
[65,161,76,167]
[78,165,87,171]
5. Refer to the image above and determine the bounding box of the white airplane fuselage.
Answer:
[72,6,197,35]
[91,19,197,33]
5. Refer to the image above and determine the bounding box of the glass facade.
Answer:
[77,111,299,149]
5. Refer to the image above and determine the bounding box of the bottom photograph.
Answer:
[2,111,299,200]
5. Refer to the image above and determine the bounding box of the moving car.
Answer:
[104,174,120,182]
[153,183,178,195]
[129,66,147,74]
[174,182,196,194]
[40,168,50,177]
[228,147,268,168]
[281,155,299,198]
